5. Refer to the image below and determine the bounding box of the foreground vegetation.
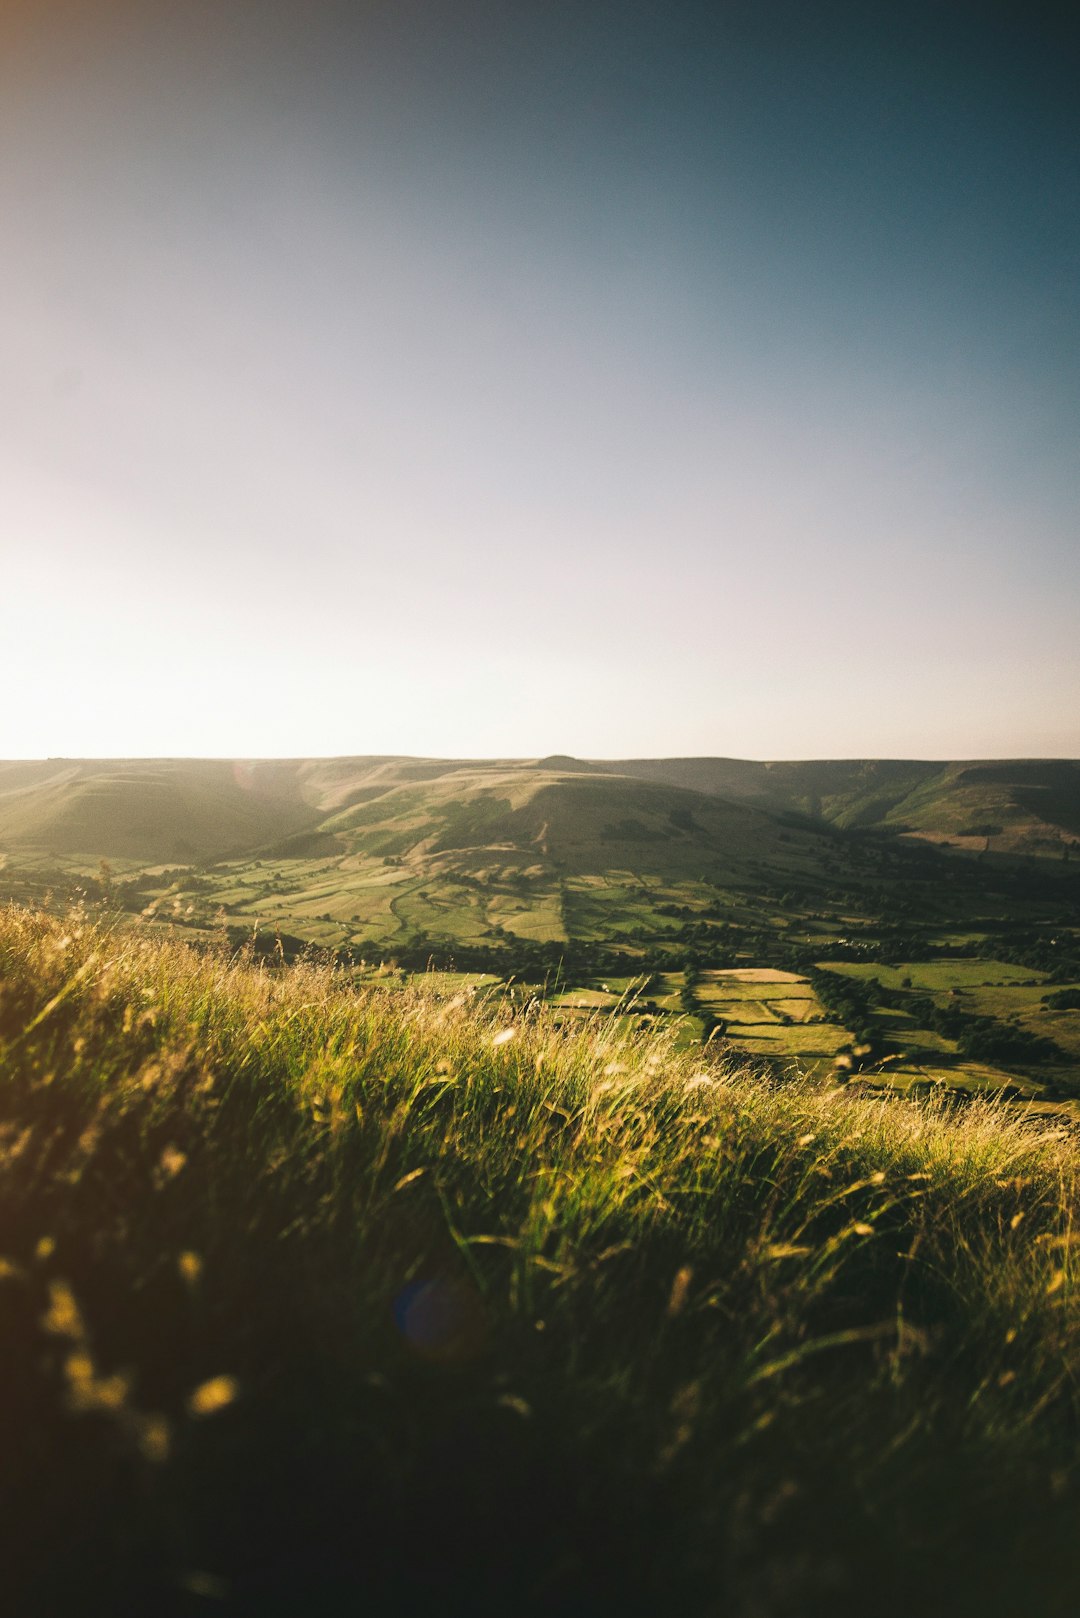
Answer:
[3,904,1080,1615]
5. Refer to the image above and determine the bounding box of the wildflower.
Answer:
[135,1414,172,1464]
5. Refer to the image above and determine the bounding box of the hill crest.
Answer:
[1,753,1077,864]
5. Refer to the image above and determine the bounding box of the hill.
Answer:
[318,764,812,869]
[0,757,838,953]
[0,759,316,862]
[2,755,1077,873]
[4,759,1079,1116]
[2,904,1080,1616]
[602,757,1080,852]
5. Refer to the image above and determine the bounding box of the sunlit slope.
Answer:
[0,760,318,862]
[604,757,1080,851]
[0,757,500,863]
[316,765,823,877]
[0,760,834,953]
[248,766,835,950]
[2,753,1076,869]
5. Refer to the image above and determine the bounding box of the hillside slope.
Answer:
[6,906,1080,1611]
[0,757,828,878]
[317,764,817,872]
[2,905,1080,1615]
[1,753,1076,872]
[602,756,1080,851]
[0,759,317,861]
[0,757,503,863]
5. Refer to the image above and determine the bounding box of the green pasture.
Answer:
[872,1008,956,1054]
[1040,1004,1080,1060]
[819,959,1080,1072]
[410,970,500,995]
[599,974,654,997]
[820,959,1049,991]
[548,988,621,1010]
[697,981,817,1006]
[863,1060,1045,1100]
[771,995,819,1021]
[652,972,688,1010]
[722,1020,850,1065]
[959,981,1073,1024]
[485,891,566,942]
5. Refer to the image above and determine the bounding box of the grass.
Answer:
[821,960,1050,990]
[3,904,1080,1614]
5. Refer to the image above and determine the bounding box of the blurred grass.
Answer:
[1,902,1080,1616]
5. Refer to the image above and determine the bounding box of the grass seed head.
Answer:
[187,1376,240,1418]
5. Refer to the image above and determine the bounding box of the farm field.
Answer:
[2,756,1079,1105]
[820,958,1080,1097]
[3,856,1079,1105]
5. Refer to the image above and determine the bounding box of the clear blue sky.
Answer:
[2,0,1078,759]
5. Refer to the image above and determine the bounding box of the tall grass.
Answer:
[1,902,1079,1616]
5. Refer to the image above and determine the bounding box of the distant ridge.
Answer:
[596,757,1080,852]
[0,753,1077,863]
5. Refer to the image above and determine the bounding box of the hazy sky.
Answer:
[2,0,1078,760]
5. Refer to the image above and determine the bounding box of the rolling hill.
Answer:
[3,752,1079,1107]
[0,757,470,863]
[3,754,1077,869]
[0,755,863,960]
[1,753,1077,970]
[600,756,1080,851]
[0,755,837,877]
[317,765,806,871]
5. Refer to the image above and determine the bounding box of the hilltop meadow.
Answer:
[2,901,1080,1615]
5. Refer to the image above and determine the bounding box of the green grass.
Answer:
[547,987,621,1009]
[875,1060,1044,1099]
[3,903,1080,1615]
[821,959,1049,991]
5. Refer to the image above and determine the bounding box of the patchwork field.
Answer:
[814,958,1080,1100]
[2,756,1079,1107]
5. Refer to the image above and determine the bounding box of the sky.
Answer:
[1,0,1078,760]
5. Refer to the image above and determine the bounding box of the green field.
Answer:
[2,755,1079,1108]
[817,958,1080,1097]
[821,959,1049,990]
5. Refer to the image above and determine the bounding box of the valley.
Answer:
[2,753,1079,1108]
